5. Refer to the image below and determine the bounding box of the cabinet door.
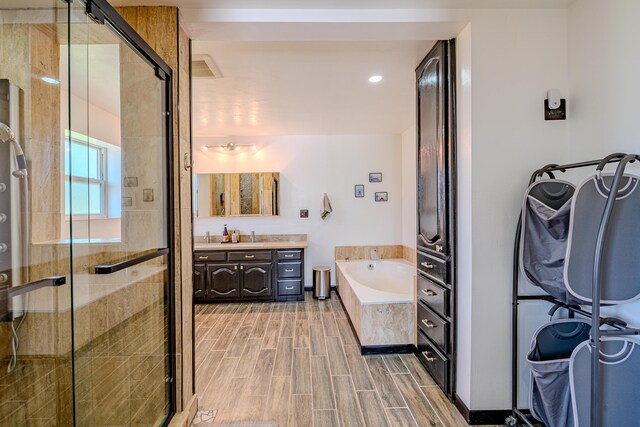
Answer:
[194,263,207,301]
[207,263,240,299]
[416,41,447,254]
[240,262,272,298]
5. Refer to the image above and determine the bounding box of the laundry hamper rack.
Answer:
[508,153,640,427]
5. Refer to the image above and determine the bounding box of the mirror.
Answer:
[195,172,280,217]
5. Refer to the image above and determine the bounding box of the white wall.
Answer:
[400,125,417,249]
[193,134,403,286]
[452,8,570,410]
[455,22,473,408]
[567,0,640,324]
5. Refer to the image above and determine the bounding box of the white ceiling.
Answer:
[109,0,574,9]
[60,44,122,117]
[192,40,434,137]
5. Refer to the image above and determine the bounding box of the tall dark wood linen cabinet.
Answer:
[415,39,457,400]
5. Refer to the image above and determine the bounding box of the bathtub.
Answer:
[335,259,416,351]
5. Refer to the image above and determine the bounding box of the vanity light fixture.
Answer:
[202,142,258,153]
[368,75,383,83]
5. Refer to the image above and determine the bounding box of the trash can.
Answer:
[313,266,331,300]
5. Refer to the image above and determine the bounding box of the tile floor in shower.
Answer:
[194,292,497,427]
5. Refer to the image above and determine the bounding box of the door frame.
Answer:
[81,0,177,423]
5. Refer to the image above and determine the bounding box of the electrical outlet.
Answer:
[300,209,309,218]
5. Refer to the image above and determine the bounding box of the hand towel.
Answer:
[321,193,333,220]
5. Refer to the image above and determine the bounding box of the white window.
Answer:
[64,135,107,217]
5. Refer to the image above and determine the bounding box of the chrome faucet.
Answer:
[205,232,211,243]
[250,231,256,243]
[370,248,380,261]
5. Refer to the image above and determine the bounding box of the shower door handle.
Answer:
[2,276,66,321]
[6,276,66,299]
[94,248,169,274]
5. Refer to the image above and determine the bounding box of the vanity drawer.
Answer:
[417,275,449,317]
[417,301,449,353]
[417,331,449,391]
[278,262,302,278]
[228,251,272,262]
[194,252,226,262]
[278,250,302,261]
[417,251,448,285]
[278,279,302,296]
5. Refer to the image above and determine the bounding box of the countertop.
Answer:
[194,241,308,251]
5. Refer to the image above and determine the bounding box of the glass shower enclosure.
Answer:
[0,0,175,425]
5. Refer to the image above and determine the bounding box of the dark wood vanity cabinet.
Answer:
[239,263,272,298]
[193,248,304,302]
[415,39,457,400]
[193,263,207,300]
[207,264,241,299]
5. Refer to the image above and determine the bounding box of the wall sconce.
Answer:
[545,88,566,120]
[202,142,258,154]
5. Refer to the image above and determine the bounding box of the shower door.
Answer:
[67,0,175,426]
[0,2,75,425]
[0,0,175,425]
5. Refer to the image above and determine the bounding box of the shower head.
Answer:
[0,122,28,178]
[0,122,16,144]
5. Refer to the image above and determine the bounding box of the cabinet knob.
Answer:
[245,255,255,259]
[420,262,434,269]
[285,286,294,290]
[285,268,294,272]
[421,289,437,297]
[240,265,244,270]
[284,254,294,258]
[234,266,238,270]
[422,320,437,329]
[435,244,443,252]
[423,351,437,362]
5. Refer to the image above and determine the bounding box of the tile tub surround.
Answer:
[403,245,417,265]
[335,245,403,261]
[335,244,417,265]
[194,293,496,427]
[335,260,414,348]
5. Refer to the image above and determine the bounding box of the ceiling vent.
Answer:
[192,54,223,79]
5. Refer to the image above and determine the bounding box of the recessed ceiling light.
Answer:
[41,76,60,85]
[368,75,383,83]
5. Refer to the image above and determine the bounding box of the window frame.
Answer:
[64,136,109,219]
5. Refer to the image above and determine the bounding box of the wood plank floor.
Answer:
[195,292,493,427]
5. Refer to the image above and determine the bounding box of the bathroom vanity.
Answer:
[193,242,306,302]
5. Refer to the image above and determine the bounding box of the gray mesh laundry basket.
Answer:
[520,180,583,305]
[565,173,640,304]
[521,173,640,306]
[570,338,640,427]
[527,319,592,427]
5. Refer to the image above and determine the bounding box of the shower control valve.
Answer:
[0,213,6,223]
[0,243,7,253]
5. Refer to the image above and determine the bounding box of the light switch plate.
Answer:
[300,209,309,218]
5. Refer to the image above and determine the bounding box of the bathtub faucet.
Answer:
[369,248,380,261]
